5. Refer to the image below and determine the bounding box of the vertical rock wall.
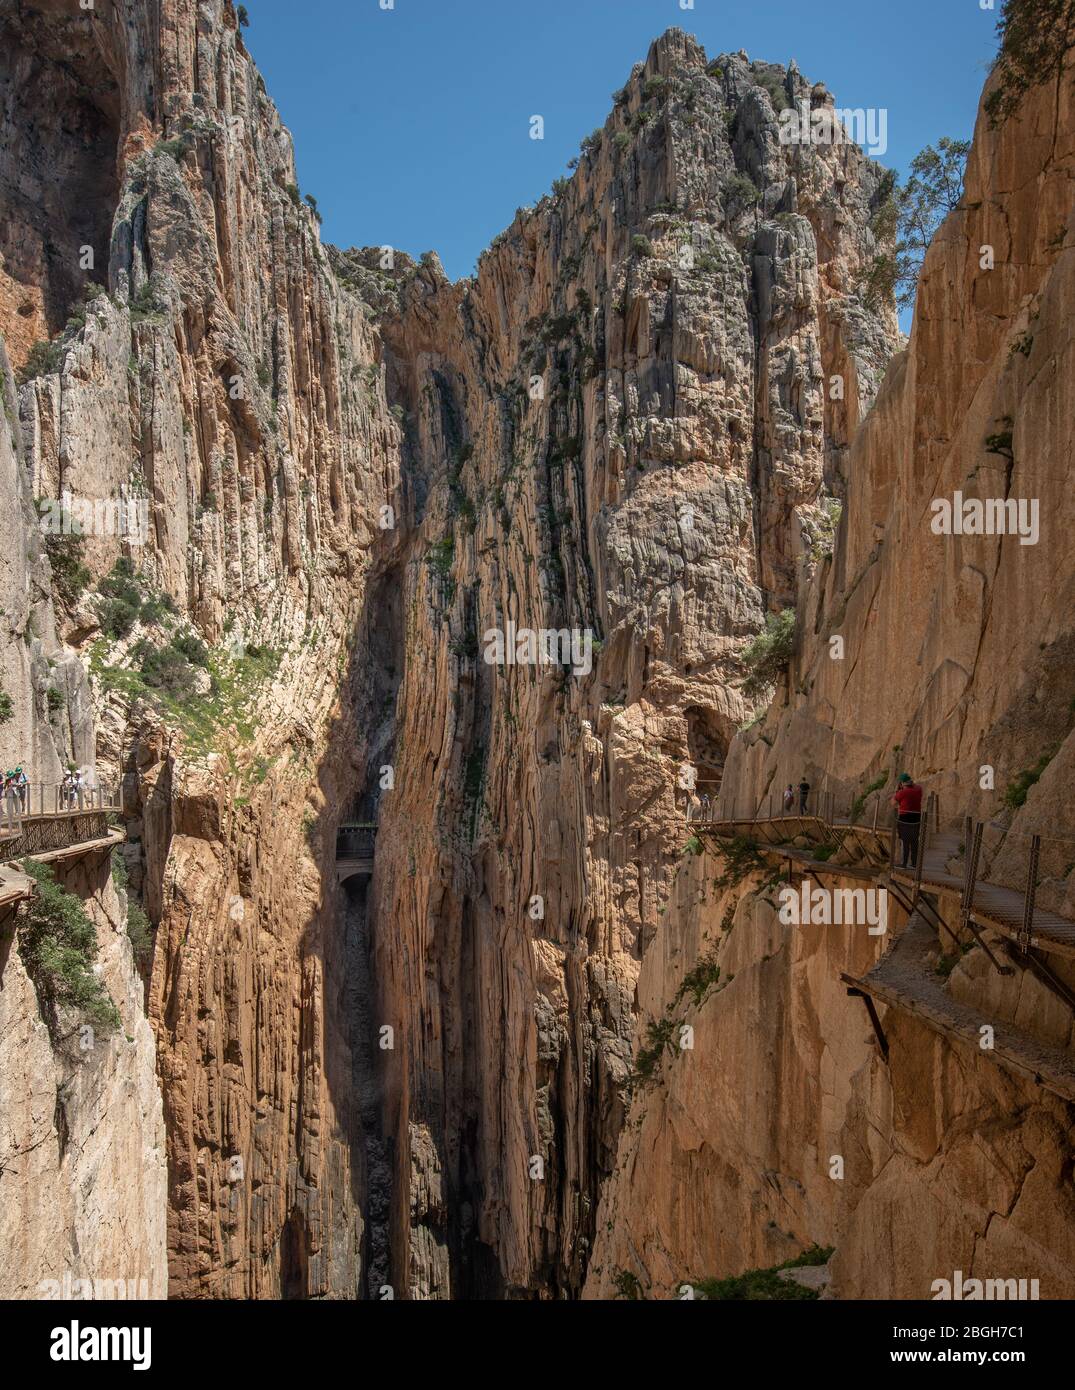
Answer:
[368,31,897,1297]
[586,49,1075,1298]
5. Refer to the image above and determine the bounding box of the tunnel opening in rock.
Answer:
[279,1207,310,1300]
[685,705,731,799]
[0,4,121,363]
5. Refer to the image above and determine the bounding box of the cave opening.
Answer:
[279,1207,310,1300]
[685,704,731,799]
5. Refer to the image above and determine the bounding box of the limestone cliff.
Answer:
[2,0,1070,1305]
[1,0,401,1298]
[367,30,898,1297]
[587,42,1075,1299]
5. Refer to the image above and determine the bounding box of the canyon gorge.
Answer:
[0,0,1073,1303]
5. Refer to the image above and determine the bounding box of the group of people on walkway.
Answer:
[61,765,86,809]
[2,765,93,825]
[683,768,925,867]
[782,779,812,814]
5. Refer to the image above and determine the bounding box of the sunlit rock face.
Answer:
[588,55,1075,1299]
[368,29,897,1298]
[14,0,1066,1304]
[0,0,402,1299]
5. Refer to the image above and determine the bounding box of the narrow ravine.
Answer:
[343,875,393,1298]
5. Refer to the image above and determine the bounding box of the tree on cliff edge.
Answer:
[986,0,1075,125]
[861,139,970,311]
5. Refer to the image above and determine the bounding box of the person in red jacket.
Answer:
[891,773,923,868]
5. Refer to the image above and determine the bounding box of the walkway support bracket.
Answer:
[846,986,889,1061]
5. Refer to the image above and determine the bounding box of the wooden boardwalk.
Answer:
[842,911,1075,1103]
[694,814,1075,961]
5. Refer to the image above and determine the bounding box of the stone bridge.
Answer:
[335,822,377,884]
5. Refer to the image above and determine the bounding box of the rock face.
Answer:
[0,854,168,1300]
[1,0,1070,1303]
[0,296,166,1293]
[367,31,897,1297]
[586,50,1075,1298]
[0,0,401,1299]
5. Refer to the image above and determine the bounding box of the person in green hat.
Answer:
[891,772,923,869]
[13,765,27,813]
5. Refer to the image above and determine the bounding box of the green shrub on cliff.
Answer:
[672,950,721,1009]
[18,860,120,1034]
[690,1245,834,1301]
[42,528,90,608]
[18,339,64,384]
[740,609,795,701]
[723,172,760,209]
[1003,748,1056,808]
[97,558,143,638]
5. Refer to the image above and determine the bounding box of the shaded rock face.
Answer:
[590,57,1075,1297]
[0,0,402,1299]
[0,4,900,1298]
[0,0,122,356]
[0,4,898,1297]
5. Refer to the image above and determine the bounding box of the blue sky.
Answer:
[242,0,1000,284]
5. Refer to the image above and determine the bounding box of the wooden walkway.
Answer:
[0,828,123,913]
[842,911,1075,1103]
[694,815,1075,961]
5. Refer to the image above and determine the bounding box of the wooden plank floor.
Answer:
[843,912,1075,1103]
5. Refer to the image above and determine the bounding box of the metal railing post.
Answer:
[1018,835,1040,955]
[960,821,984,937]
[911,803,927,907]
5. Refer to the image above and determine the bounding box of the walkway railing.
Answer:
[688,786,939,835]
[0,782,120,846]
[689,795,1075,967]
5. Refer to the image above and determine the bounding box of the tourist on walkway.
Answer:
[13,765,27,813]
[783,784,794,812]
[798,776,811,814]
[3,771,18,827]
[892,772,923,869]
[701,792,711,820]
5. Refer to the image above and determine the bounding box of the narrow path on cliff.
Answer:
[691,804,1075,1102]
[692,807,1075,960]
